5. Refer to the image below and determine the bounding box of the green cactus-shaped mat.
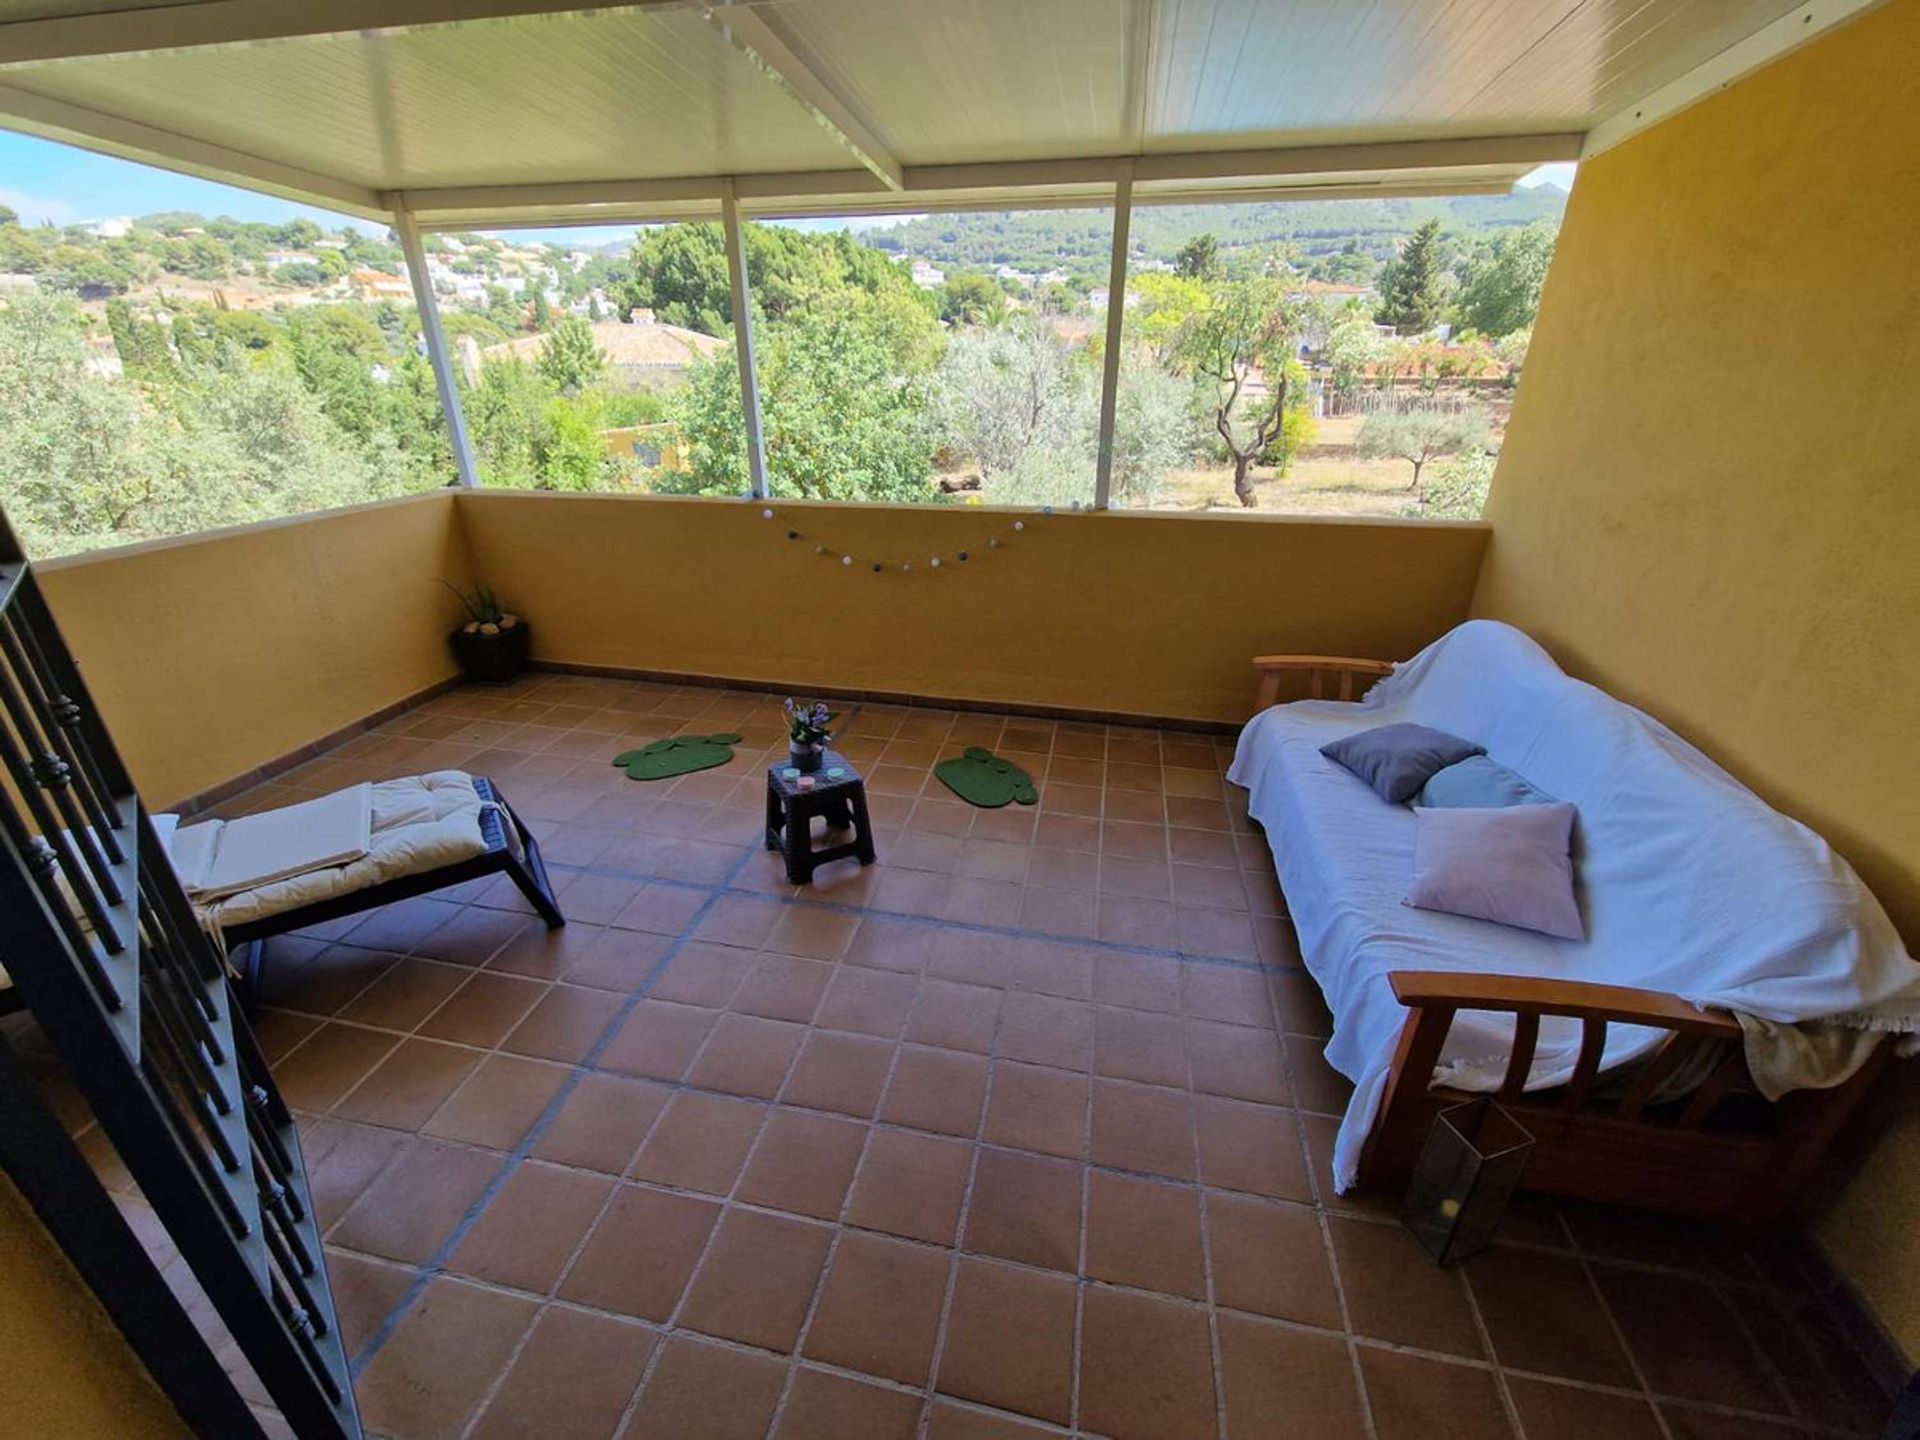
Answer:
[612,733,744,781]
[934,745,1038,808]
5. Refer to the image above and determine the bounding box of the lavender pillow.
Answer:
[1405,803,1584,940]
[1320,723,1485,804]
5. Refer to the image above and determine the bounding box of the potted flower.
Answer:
[442,581,530,683]
[783,698,835,774]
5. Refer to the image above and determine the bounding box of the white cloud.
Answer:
[0,188,78,225]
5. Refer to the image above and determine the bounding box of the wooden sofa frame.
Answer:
[1252,654,1893,1226]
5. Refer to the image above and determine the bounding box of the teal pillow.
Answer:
[1417,755,1556,809]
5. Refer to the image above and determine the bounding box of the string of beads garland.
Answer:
[748,494,1082,574]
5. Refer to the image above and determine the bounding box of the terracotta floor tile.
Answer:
[344,897,464,956]
[964,1147,1083,1273]
[781,1030,897,1118]
[447,1161,611,1293]
[1358,1348,1515,1440]
[613,882,710,936]
[1007,940,1098,1001]
[767,903,861,959]
[649,942,757,1008]
[1186,1019,1289,1104]
[925,1400,1058,1438]
[1096,894,1176,947]
[532,1073,670,1174]
[1026,845,1099,893]
[559,1185,720,1321]
[1085,1170,1207,1299]
[303,1120,409,1229]
[1267,970,1333,1038]
[629,1091,766,1195]
[1017,886,1097,939]
[424,1054,570,1150]
[501,985,624,1064]
[470,1306,657,1440]
[847,914,940,974]
[903,978,1003,1053]
[1208,1193,1342,1329]
[1193,1096,1311,1202]
[1594,1265,1788,1411]
[273,1023,399,1112]
[333,1036,483,1130]
[1466,1245,1637,1386]
[1089,1077,1196,1180]
[731,954,833,1023]
[923,929,1021,988]
[981,1060,1088,1159]
[803,1229,951,1385]
[1505,1378,1665,1440]
[1287,1036,1355,1117]
[622,1334,788,1440]
[356,1277,537,1440]
[417,972,547,1047]
[736,1107,868,1220]
[322,1249,416,1354]
[845,1128,973,1245]
[817,964,920,1037]
[997,994,1094,1071]
[599,999,718,1082]
[1093,1005,1189,1088]
[774,1368,921,1440]
[694,894,785,949]
[1079,1285,1217,1440]
[338,957,471,1031]
[1330,1218,1484,1357]
[685,1011,807,1099]
[880,1045,989,1138]
[330,1138,500,1264]
[413,906,531,967]
[1217,1313,1367,1440]
[677,1208,833,1352]
[936,1257,1077,1425]
[1180,962,1271,1024]
[1655,1404,1813,1439]
[489,920,610,981]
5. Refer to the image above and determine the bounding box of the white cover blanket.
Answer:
[193,771,493,934]
[1228,620,1920,1191]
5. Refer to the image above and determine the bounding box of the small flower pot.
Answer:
[789,740,826,774]
[451,622,531,684]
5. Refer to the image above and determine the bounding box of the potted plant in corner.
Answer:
[443,581,530,683]
[783,697,835,774]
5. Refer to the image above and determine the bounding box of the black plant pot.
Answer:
[450,622,531,684]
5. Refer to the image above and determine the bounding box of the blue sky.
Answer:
[2,127,1577,244]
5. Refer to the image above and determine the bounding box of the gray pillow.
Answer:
[1319,723,1486,804]
[1417,755,1557,809]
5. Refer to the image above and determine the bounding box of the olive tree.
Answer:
[1355,405,1490,492]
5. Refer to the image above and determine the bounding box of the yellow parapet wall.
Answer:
[452,491,1489,726]
[1471,0,1920,1358]
[37,493,473,809]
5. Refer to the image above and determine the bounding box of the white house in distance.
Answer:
[908,259,945,289]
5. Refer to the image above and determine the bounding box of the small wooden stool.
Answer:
[764,750,877,884]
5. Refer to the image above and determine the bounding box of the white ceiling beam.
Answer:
[392,134,1573,226]
[702,3,903,191]
[1582,0,1888,159]
[0,81,385,218]
[0,0,684,69]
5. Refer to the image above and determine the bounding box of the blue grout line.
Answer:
[345,839,764,1378]
[543,853,1295,976]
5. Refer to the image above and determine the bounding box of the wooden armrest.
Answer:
[1388,971,1742,1040]
[1251,654,1393,709]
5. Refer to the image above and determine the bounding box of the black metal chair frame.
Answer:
[221,775,564,1002]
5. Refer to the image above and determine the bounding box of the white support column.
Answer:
[1093,167,1134,510]
[394,204,479,488]
[721,186,770,499]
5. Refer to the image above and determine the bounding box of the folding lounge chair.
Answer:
[208,774,565,1004]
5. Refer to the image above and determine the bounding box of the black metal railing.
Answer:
[0,509,361,1440]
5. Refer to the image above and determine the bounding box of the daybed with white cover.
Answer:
[1230,621,1919,1222]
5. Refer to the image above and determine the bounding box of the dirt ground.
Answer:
[1147,411,1502,518]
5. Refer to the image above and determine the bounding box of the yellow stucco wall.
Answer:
[37,493,475,808]
[1471,0,1920,1356]
[454,492,1489,725]
[0,1176,189,1438]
